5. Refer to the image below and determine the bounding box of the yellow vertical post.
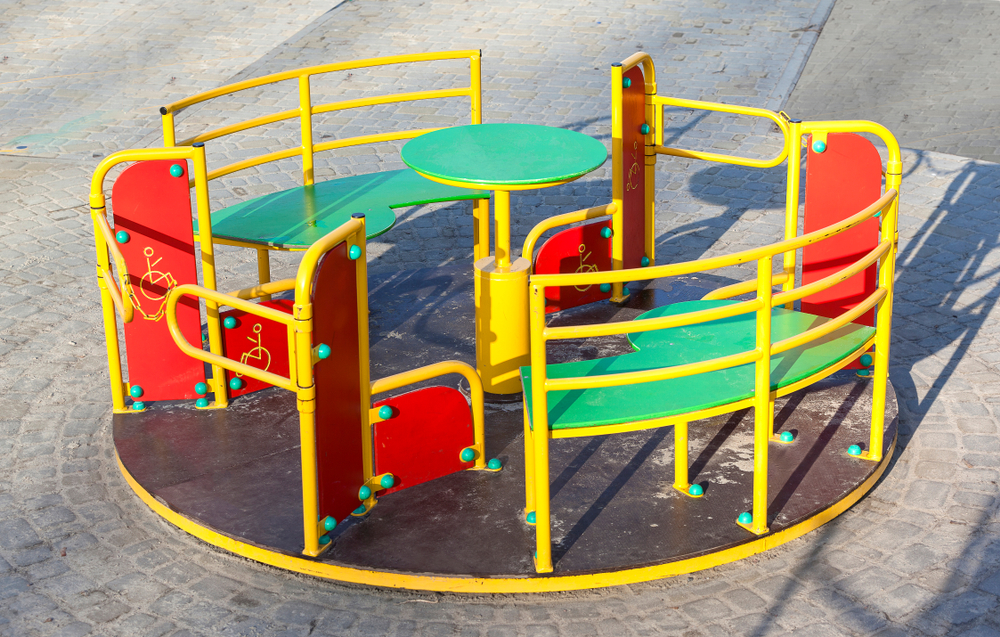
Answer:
[299,74,315,187]
[529,283,553,573]
[256,249,272,302]
[473,199,490,262]
[610,63,625,300]
[191,144,229,408]
[673,420,689,491]
[782,120,803,305]
[161,110,176,147]
[353,216,375,488]
[522,403,535,516]
[90,199,128,412]
[470,51,482,126]
[494,190,511,268]
[643,67,657,267]
[751,255,773,535]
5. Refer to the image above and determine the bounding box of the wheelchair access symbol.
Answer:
[574,243,598,292]
[238,323,271,377]
[126,246,178,322]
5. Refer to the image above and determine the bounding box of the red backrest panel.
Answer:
[220,298,294,398]
[313,244,366,524]
[113,160,204,401]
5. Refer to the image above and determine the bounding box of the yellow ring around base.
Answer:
[116,434,895,593]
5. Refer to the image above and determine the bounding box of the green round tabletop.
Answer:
[401,123,608,188]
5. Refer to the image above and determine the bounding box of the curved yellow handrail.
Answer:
[92,213,133,323]
[521,203,617,267]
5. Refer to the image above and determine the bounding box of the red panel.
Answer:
[113,160,204,401]
[802,133,881,330]
[534,65,647,313]
[221,299,294,398]
[313,244,366,525]
[620,64,647,271]
[534,221,613,312]
[373,386,475,495]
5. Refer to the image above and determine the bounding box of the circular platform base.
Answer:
[113,268,898,592]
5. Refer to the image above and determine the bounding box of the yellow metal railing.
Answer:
[160,50,483,187]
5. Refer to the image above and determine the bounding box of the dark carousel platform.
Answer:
[114,266,897,592]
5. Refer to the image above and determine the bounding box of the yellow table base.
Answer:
[474,256,530,394]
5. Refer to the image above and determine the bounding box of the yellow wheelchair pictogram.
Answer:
[625,140,640,193]
[238,323,271,378]
[126,246,178,322]
[574,243,598,292]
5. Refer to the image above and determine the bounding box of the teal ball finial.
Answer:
[640,123,650,135]
[487,458,502,470]
[169,164,184,178]
[323,516,337,532]
[380,474,395,489]
[115,230,130,244]
[195,382,208,396]
[318,534,331,545]
[223,316,237,329]
[132,401,145,411]
[526,511,536,524]
[359,485,372,501]
[353,505,367,515]
[349,245,362,260]
[600,226,613,239]
[688,484,704,497]
[378,405,393,420]
[623,78,631,88]
[317,344,331,359]
[738,512,753,525]
[848,444,862,457]
[599,283,611,293]
[196,397,209,408]
[229,377,244,391]
[641,256,650,267]
[812,139,826,154]
[622,287,630,296]
[460,447,476,462]
[780,431,794,443]
[860,354,873,368]
[129,385,144,398]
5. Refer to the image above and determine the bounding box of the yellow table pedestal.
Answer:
[474,256,530,394]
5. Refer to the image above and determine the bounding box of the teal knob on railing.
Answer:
[848,445,862,456]
[132,401,145,411]
[600,226,613,239]
[317,344,331,359]
[380,474,395,489]
[738,512,752,525]
[460,447,476,462]
[641,256,650,267]
[169,164,184,178]
[487,458,502,470]
[223,316,237,329]
[860,353,873,368]
[319,535,331,545]
[688,484,704,496]
[623,78,631,88]
[129,385,144,398]
[600,283,611,293]
[526,511,536,524]
[196,397,209,408]
[229,377,244,391]
[323,516,337,532]
[640,123,650,135]
[349,245,362,260]
[116,230,130,244]
[812,139,826,153]
[359,485,372,501]
[195,382,208,396]
[780,431,794,443]
[378,405,393,420]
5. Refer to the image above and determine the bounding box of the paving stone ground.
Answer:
[2,0,1000,635]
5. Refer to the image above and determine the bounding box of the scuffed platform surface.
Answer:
[115,266,897,577]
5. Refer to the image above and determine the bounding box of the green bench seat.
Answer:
[521,299,875,430]
[196,169,490,249]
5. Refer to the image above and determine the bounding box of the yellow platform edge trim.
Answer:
[116,436,895,594]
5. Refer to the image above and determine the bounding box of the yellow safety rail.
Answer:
[164,217,488,558]
[89,145,228,413]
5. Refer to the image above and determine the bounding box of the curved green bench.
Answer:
[197,169,488,249]
[521,300,874,431]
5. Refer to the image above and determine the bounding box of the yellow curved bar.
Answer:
[313,128,441,154]
[89,146,198,208]
[227,278,296,301]
[92,213,134,323]
[543,297,761,342]
[204,147,302,183]
[165,284,296,391]
[771,241,890,308]
[652,95,790,169]
[618,51,656,89]
[161,50,482,114]
[702,273,790,301]
[521,203,616,266]
[772,288,886,356]
[312,88,470,117]
[531,190,896,290]
[545,348,761,393]
[293,217,365,307]
[178,108,297,147]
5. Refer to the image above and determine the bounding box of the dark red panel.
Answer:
[620,64,647,271]
[113,160,204,401]
[313,244,366,525]
[373,386,475,496]
[221,299,294,398]
[533,65,647,313]
[534,221,613,312]
[802,133,881,326]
